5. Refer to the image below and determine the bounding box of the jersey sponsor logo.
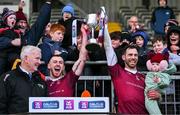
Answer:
[32,101,59,109]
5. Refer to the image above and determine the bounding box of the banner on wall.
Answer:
[29,97,109,113]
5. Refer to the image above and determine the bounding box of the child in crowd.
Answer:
[132,30,150,71]
[145,53,176,114]
[149,36,169,57]
[110,31,131,67]
[0,8,22,75]
[58,3,81,50]
[38,23,68,75]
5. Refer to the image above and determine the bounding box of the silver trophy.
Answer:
[85,14,100,52]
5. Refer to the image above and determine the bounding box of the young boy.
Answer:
[38,24,68,75]
[110,31,131,67]
[132,30,150,71]
[149,36,169,55]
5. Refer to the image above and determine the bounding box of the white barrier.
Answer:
[29,97,109,113]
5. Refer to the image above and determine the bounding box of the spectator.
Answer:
[15,0,51,46]
[166,26,180,66]
[164,19,178,34]
[110,31,131,67]
[0,0,51,75]
[45,25,88,97]
[38,24,68,75]
[150,35,169,55]
[103,22,160,114]
[132,30,150,71]
[0,8,21,75]
[145,53,176,114]
[0,45,48,114]
[58,3,81,50]
[125,16,144,34]
[151,0,175,37]
[44,22,52,37]
[167,26,180,55]
[15,0,29,34]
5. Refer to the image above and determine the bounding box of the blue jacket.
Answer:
[151,6,175,35]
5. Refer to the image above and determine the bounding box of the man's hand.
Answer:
[147,90,161,100]
[11,38,21,46]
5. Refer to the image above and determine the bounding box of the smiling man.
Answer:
[103,23,161,114]
[0,45,48,114]
[45,24,88,97]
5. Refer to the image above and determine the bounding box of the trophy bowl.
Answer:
[86,38,100,52]
[86,14,100,52]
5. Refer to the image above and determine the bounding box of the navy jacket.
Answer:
[151,6,175,35]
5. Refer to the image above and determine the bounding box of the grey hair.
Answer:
[20,45,41,60]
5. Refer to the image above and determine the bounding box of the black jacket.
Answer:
[0,66,48,114]
[58,17,83,49]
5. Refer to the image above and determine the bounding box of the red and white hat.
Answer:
[1,7,16,22]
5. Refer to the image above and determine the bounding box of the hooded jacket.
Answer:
[132,30,150,71]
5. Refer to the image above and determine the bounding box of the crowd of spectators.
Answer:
[0,0,180,114]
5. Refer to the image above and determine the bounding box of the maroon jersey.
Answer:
[46,70,79,97]
[109,64,148,114]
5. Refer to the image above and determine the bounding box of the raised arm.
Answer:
[23,0,51,46]
[72,24,88,76]
[104,24,117,66]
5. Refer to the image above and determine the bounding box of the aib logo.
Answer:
[64,100,74,110]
